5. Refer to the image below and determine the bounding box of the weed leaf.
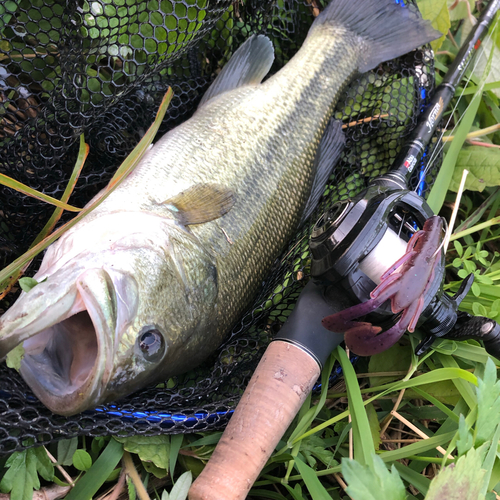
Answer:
[5,343,24,371]
[0,448,54,500]
[425,446,487,500]
[447,0,474,21]
[283,483,305,500]
[18,277,39,292]
[32,447,54,482]
[368,343,412,386]
[416,0,451,50]
[115,435,170,471]
[300,435,337,468]
[169,471,192,500]
[342,454,406,500]
[456,414,474,457]
[57,437,79,467]
[143,461,169,479]
[450,146,500,192]
[73,449,92,471]
[476,358,500,446]
[128,477,137,500]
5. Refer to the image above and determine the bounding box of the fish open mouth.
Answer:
[0,266,139,415]
[20,310,103,415]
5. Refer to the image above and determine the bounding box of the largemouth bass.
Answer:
[0,0,438,415]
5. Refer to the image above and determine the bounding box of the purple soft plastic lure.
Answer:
[322,216,443,355]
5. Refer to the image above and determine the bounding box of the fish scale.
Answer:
[188,38,359,332]
[0,0,440,415]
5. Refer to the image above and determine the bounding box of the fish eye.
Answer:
[137,327,165,362]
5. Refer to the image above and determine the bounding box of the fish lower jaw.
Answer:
[20,311,106,416]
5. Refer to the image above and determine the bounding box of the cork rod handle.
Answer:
[189,340,321,500]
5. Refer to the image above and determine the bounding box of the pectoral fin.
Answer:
[165,183,235,226]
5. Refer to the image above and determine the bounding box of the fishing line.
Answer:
[420,23,495,178]
[358,228,407,284]
[397,215,404,237]
[415,19,499,186]
[419,76,478,182]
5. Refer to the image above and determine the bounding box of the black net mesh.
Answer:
[0,0,441,453]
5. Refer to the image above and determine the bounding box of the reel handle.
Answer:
[189,340,320,500]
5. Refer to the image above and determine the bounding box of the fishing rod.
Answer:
[189,2,500,499]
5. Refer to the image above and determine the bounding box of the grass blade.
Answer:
[170,434,183,479]
[454,186,500,233]
[366,367,477,396]
[411,387,459,423]
[0,89,173,291]
[450,215,500,241]
[0,135,89,299]
[287,353,335,444]
[293,456,331,500]
[437,354,477,410]
[34,135,90,242]
[378,431,456,462]
[336,346,375,468]
[392,462,430,496]
[433,341,498,365]
[65,439,123,500]
[0,173,82,212]
[296,368,475,444]
[248,489,289,499]
[106,88,173,191]
[427,21,497,213]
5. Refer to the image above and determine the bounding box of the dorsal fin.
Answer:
[199,35,274,107]
[165,183,235,226]
[300,120,345,225]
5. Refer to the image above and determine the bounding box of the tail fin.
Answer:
[313,0,440,73]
